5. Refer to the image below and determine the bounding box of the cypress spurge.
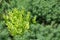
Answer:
[3,8,31,36]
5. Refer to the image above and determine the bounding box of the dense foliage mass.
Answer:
[0,0,60,40]
[3,8,31,36]
[29,0,60,24]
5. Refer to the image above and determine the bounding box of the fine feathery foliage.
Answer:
[28,0,60,24]
[3,8,31,36]
[30,21,60,40]
[0,0,60,40]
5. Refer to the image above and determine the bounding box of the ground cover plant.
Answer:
[0,0,60,40]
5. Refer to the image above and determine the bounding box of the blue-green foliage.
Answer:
[0,0,30,13]
[30,22,60,40]
[28,0,60,24]
[0,0,10,13]
[0,21,11,40]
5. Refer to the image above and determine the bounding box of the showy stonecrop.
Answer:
[3,8,31,36]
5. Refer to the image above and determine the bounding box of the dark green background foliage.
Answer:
[28,0,60,24]
[0,0,60,40]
